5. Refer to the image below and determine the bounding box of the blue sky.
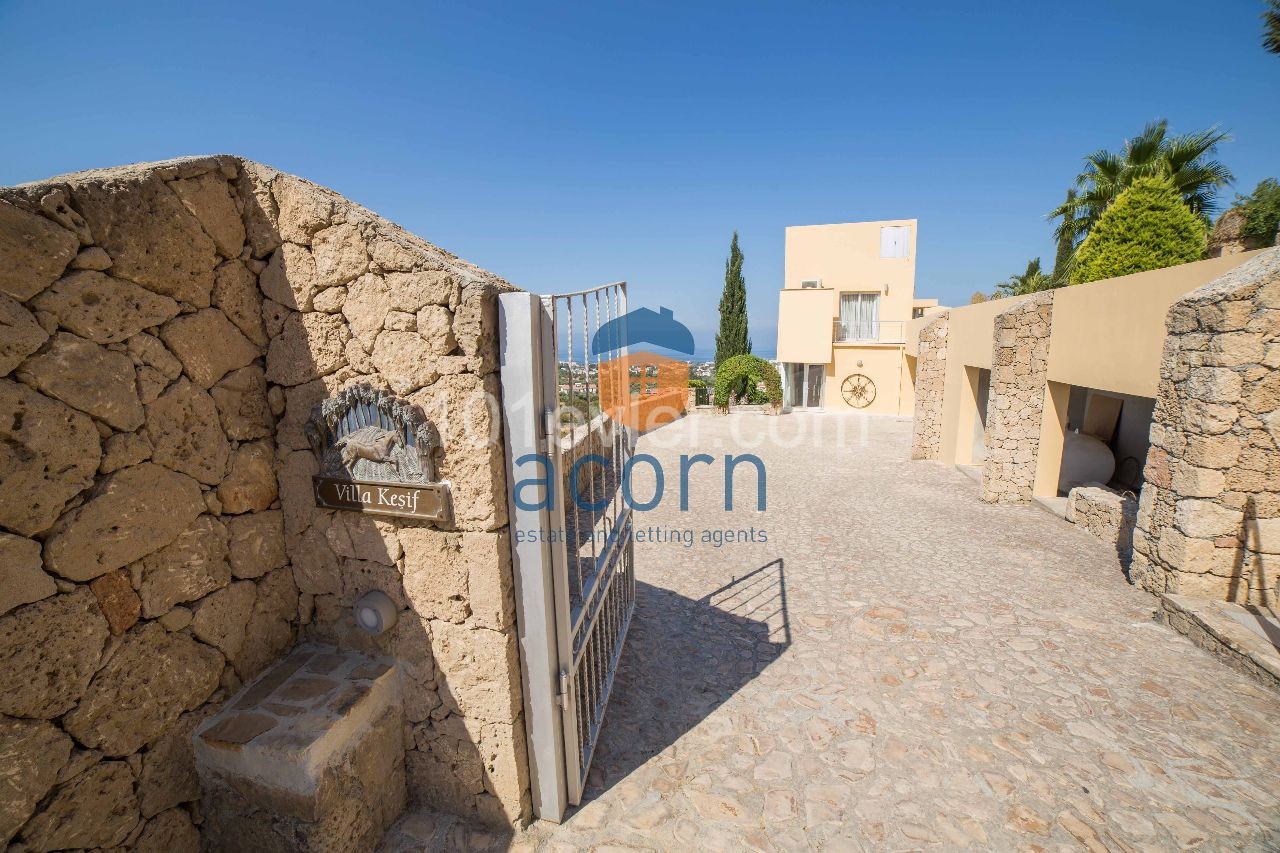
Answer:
[2,1,1276,358]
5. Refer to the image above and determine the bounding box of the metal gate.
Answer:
[498,283,636,822]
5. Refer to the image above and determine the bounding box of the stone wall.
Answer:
[1067,485,1138,562]
[909,311,949,460]
[981,292,1054,504]
[1131,249,1280,604]
[1207,209,1271,259]
[0,155,530,849]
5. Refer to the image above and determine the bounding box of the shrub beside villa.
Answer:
[714,354,782,412]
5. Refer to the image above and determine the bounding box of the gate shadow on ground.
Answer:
[572,558,791,811]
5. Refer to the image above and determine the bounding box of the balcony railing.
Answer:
[833,319,905,344]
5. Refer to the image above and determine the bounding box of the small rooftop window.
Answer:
[880,226,911,258]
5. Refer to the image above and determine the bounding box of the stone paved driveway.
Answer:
[386,413,1280,852]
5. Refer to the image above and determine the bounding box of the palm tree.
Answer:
[1049,120,1234,245]
[1265,0,1280,54]
[995,258,1051,297]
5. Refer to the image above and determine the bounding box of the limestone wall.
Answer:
[1131,249,1280,604]
[909,311,949,460]
[981,292,1054,503]
[0,156,530,849]
[1067,485,1138,561]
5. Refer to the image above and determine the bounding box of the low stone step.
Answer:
[194,644,406,852]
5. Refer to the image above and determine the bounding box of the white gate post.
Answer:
[498,292,568,823]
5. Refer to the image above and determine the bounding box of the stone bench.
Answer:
[1066,484,1138,559]
[194,644,406,852]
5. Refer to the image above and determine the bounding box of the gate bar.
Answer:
[497,292,568,822]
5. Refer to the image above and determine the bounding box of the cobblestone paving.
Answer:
[383,413,1280,852]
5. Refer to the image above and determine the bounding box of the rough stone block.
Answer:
[401,527,468,623]
[0,378,101,537]
[30,270,181,344]
[16,331,144,430]
[43,462,204,581]
[0,532,57,617]
[137,514,231,617]
[145,379,231,484]
[169,170,246,259]
[0,293,49,375]
[313,222,369,288]
[63,622,222,756]
[0,716,73,844]
[160,308,261,388]
[211,364,274,440]
[273,175,336,245]
[14,760,139,851]
[261,242,319,311]
[195,644,406,853]
[137,705,215,818]
[214,259,268,346]
[1174,498,1244,540]
[89,569,141,635]
[0,589,109,718]
[0,198,79,301]
[227,510,288,579]
[134,807,200,853]
[70,172,218,306]
[266,312,350,386]
[219,441,279,514]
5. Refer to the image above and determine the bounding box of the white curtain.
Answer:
[840,293,879,340]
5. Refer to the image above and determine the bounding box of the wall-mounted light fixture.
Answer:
[883,283,890,295]
[353,590,398,635]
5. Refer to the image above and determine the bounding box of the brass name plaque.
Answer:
[306,384,450,523]
[313,476,449,522]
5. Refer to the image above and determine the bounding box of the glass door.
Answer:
[804,364,826,409]
[783,363,826,410]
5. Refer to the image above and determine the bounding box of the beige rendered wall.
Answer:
[777,287,835,364]
[1049,252,1264,399]
[825,346,910,414]
[783,220,918,322]
[778,219,921,306]
[934,294,1035,464]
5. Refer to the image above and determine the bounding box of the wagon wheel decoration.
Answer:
[841,373,876,408]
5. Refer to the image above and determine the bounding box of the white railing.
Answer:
[833,319,906,344]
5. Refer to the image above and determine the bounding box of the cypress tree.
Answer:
[714,232,751,369]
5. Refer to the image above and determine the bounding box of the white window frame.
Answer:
[880,225,911,259]
[838,292,880,341]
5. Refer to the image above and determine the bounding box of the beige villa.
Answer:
[775,219,942,415]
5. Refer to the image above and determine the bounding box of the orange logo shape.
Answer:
[592,307,693,433]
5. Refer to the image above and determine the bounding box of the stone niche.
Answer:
[1132,248,1280,604]
[0,155,531,850]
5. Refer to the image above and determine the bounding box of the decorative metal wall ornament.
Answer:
[841,373,876,408]
[305,384,451,522]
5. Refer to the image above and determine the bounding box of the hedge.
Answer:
[1072,176,1207,284]
[714,354,782,409]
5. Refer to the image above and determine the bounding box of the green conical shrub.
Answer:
[1071,176,1207,284]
